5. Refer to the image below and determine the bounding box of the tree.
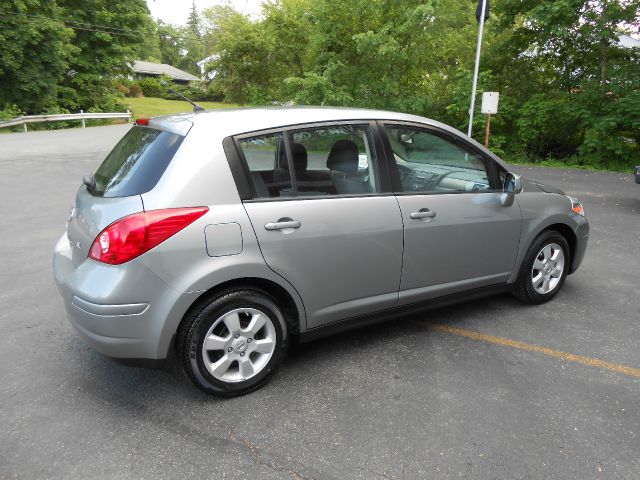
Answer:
[498,0,640,89]
[187,1,201,37]
[156,20,188,67]
[493,0,640,165]
[202,0,482,112]
[0,0,77,114]
[202,5,276,103]
[180,1,204,74]
[55,0,154,112]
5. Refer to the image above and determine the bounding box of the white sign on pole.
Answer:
[481,92,499,114]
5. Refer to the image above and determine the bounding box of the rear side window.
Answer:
[238,132,293,198]
[236,124,379,199]
[92,126,184,197]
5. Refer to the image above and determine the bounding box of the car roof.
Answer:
[151,106,449,137]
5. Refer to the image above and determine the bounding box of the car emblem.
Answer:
[235,340,247,352]
[75,241,82,250]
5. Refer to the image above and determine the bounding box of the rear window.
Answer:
[92,126,184,197]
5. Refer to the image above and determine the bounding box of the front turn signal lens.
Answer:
[568,197,585,217]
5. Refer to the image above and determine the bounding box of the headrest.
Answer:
[278,142,308,173]
[326,139,359,174]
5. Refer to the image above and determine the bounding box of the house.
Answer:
[131,60,200,85]
[618,34,640,49]
[196,54,219,80]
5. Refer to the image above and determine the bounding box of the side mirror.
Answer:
[499,172,522,207]
[400,133,413,144]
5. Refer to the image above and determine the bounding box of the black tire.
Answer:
[512,230,571,304]
[178,289,288,397]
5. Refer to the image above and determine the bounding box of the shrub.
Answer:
[138,77,165,98]
[115,82,130,96]
[128,82,143,98]
[115,80,143,98]
[0,104,22,120]
[161,82,224,102]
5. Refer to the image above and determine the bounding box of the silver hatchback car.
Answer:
[53,107,589,396]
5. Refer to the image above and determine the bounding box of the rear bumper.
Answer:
[53,234,199,360]
[569,215,589,274]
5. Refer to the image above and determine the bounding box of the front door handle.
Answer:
[410,209,436,220]
[264,219,301,231]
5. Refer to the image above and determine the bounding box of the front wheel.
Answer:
[178,289,288,396]
[513,231,570,304]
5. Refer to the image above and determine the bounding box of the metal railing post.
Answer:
[80,110,85,128]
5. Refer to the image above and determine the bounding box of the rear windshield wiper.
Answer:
[83,173,96,193]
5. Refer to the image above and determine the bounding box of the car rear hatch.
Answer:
[66,119,192,268]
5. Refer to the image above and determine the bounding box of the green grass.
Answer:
[125,96,241,119]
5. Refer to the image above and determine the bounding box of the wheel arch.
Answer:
[512,221,577,283]
[543,223,577,269]
[174,277,304,355]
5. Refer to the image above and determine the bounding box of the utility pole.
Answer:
[484,113,491,147]
[468,0,489,138]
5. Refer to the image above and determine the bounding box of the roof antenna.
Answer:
[168,87,205,112]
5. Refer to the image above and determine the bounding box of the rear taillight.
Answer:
[88,207,208,265]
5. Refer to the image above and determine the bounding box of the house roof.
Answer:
[132,60,200,81]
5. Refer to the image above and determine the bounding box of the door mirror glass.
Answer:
[504,172,523,194]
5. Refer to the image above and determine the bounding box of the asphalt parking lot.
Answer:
[1,124,639,479]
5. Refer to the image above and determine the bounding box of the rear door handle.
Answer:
[264,220,301,231]
[410,209,436,220]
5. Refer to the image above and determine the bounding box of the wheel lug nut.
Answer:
[247,338,252,343]
[240,352,245,357]
[234,333,240,339]
[227,347,233,352]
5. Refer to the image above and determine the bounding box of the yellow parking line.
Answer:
[431,324,640,379]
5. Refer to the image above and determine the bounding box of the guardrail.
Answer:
[0,110,131,132]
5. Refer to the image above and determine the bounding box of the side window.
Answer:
[289,124,380,196]
[384,125,492,194]
[238,132,292,199]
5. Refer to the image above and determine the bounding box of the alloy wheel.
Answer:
[201,308,277,383]
[531,243,565,295]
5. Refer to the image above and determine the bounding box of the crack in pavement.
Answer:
[228,429,317,480]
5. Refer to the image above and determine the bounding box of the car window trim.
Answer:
[376,120,502,195]
[230,120,395,202]
[232,119,383,138]
[282,130,299,195]
[242,192,398,203]
[223,135,254,201]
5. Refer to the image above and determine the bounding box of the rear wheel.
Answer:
[513,230,570,304]
[178,289,288,396]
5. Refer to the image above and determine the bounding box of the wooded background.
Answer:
[1,0,638,169]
